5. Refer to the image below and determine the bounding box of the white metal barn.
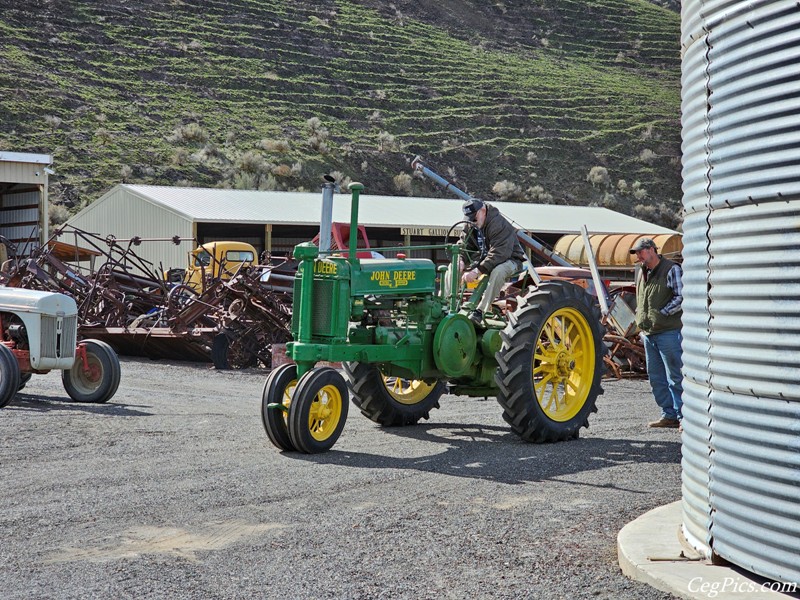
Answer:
[66,184,677,271]
[0,151,52,255]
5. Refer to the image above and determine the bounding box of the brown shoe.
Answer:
[648,417,681,428]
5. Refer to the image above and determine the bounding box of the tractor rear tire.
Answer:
[343,362,445,426]
[495,280,605,442]
[0,344,20,408]
[18,372,32,392]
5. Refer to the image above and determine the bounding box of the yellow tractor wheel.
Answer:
[496,280,606,442]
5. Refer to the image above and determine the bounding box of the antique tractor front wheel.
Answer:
[496,281,605,442]
[261,363,298,451]
[62,339,122,403]
[343,362,445,426]
[288,366,349,453]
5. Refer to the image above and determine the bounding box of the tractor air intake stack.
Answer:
[319,174,336,254]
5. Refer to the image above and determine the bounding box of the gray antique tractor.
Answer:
[0,287,121,408]
[261,162,606,453]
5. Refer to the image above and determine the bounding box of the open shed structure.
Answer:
[66,184,678,272]
[0,152,52,255]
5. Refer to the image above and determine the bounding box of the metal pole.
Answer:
[348,183,364,267]
[580,225,610,315]
[412,155,573,268]
[319,176,335,253]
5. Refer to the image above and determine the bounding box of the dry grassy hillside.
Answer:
[0,0,682,228]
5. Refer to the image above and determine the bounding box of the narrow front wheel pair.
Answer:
[261,365,348,453]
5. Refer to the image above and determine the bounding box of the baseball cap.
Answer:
[630,238,657,253]
[462,199,484,221]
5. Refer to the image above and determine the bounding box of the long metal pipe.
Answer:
[411,156,572,268]
[319,176,335,253]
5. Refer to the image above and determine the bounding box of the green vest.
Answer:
[635,258,682,334]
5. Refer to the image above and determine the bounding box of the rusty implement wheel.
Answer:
[287,367,348,453]
[62,340,121,403]
[212,333,258,370]
[496,281,605,442]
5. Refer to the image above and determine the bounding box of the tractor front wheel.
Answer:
[287,366,348,453]
[62,340,121,403]
[495,281,605,442]
[343,362,445,426]
[261,363,298,451]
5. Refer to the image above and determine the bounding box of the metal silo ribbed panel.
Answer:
[709,388,800,584]
[705,3,800,206]
[681,379,712,555]
[681,39,711,216]
[678,0,800,583]
[706,203,800,398]
[680,0,705,50]
[679,212,710,386]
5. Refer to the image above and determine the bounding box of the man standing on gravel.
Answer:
[630,238,684,429]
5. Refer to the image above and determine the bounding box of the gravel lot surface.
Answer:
[0,357,680,600]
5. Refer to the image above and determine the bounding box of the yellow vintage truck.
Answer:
[170,241,258,292]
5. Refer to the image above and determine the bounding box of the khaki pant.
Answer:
[444,259,519,313]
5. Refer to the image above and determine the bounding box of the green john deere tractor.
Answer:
[261,168,606,454]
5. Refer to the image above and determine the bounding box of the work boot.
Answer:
[467,309,483,325]
[647,417,681,428]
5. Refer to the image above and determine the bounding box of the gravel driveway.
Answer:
[0,357,680,599]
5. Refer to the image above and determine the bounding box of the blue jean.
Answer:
[642,329,683,420]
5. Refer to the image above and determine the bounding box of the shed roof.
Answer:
[0,152,53,165]
[117,185,676,235]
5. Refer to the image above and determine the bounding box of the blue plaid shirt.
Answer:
[660,263,683,316]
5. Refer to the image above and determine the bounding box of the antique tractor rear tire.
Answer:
[62,339,122,403]
[287,366,349,453]
[496,280,605,442]
[0,343,20,408]
[261,363,298,451]
[343,362,445,426]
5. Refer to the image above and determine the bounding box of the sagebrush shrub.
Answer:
[492,180,524,201]
[393,172,412,195]
[168,122,208,144]
[639,149,656,164]
[525,185,553,203]
[233,172,257,189]
[587,166,610,187]
[260,138,291,153]
[48,204,69,226]
[377,131,399,152]
[44,115,62,131]
[272,164,292,177]
[238,151,267,174]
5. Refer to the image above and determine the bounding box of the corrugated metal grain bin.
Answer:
[680,0,800,583]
